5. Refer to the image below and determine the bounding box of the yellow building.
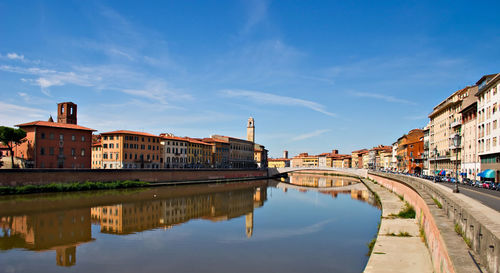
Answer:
[268,158,290,168]
[100,130,162,169]
[185,138,212,168]
[91,142,102,169]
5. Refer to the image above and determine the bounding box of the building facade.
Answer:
[396,129,424,174]
[460,85,480,180]
[429,87,469,177]
[160,134,188,168]
[476,73,500,182]
[100,130,162,169]
[212,135,255,168]
[14,102,95,169]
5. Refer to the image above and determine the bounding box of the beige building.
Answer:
[160,134,188,168]
[460,85,480,180]
[429,87,469,176]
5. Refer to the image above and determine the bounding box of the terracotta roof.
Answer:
[100,130,160,138]
[16,121,95,131]
[161,135,189,142]
[185,137,211,145]
[202,138,229,144]
[351,149,368,153]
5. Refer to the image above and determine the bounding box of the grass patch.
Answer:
[454,223,472,248]
[390,202,416,218]
[0,180,150,195]
[367,237,377,255]
[397,231,411,237]
[432,197,442,209]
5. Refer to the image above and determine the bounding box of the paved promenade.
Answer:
[362,178,433,273]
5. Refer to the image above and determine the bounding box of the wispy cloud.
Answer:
[0,102,48,126]
[241,0,269,35]
[220,89,337,117]
[6,53,24,60]
[291,129,331,141]
[0,65,97,95]
[349,91,417,105]
[220,219,333,243]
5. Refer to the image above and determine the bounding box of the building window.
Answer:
[59,148,64,155]
[50,133,54,140]
[41,133,45,139]
[49,147,54,155]
[40,147,45,155]
[81,136,85,141]
[110,143,114,149]
[71,148,76,156]
[72,135,76,141]
[103,144,108,148]
[81,149,85,156]
[60,134,64,141]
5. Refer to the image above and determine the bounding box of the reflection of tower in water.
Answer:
[245,212,253,238]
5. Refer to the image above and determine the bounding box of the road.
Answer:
[439,183,500,211]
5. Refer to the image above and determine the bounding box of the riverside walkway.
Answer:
[362,178,433,273]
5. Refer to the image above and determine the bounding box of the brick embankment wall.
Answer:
[0,169,269,187]
[369,172,497,273]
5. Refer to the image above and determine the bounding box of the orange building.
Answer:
[396,129,424,174]
[351,149,368,169]
[100,130,162,169]
[91,141,102,169]
[14,102,95,168]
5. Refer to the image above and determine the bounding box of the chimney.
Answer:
[283,150,288,159]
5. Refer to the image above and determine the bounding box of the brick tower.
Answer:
[247,117,255,143]
[57,102,77,124]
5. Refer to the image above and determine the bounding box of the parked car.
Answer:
[474,181,484,188]
[483,182,493,189]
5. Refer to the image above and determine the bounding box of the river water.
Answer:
[0,173,380,273]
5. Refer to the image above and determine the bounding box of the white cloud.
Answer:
[350,91,417,105]
[291,129,331,141]
[6,53,24,60]
[220,89,337,117]
[0,102,48,126]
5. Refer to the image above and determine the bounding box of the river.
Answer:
[0,173,380,273]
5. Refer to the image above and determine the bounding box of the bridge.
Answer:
[268,167,368,178]
[275,181,367,192]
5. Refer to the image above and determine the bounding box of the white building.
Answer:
[160,134,188,168]
[476,73,500,182]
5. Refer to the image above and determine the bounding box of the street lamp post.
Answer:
[434,147,438,183]
[453,134,461,193]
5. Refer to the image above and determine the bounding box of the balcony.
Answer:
[450,120,461,128]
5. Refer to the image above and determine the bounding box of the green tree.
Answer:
[0,126,27,168]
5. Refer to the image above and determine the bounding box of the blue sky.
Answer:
[1,0,499,157]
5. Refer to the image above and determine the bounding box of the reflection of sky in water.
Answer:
[0,180,380,273]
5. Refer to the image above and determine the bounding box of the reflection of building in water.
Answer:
[285,173,379,207]
[0,208,92,267]
[289,173,356,188]
[91,186,268,237]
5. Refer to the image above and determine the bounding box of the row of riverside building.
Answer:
[1,102,268,169]
[423,73,500,182]
[269,72,500,183]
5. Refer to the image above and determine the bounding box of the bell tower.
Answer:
[57,102,77,124]
[247,117,255,143]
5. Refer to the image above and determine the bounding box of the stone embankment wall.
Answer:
[0,169,268,186]
[370,172,499,273]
